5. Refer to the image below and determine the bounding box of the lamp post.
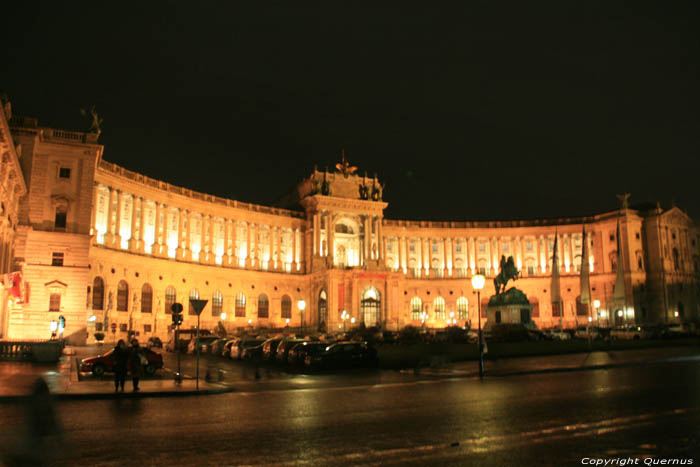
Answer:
[593,300,600,327]
[298,299,306,335]
[341,310,348,332]
[471,274,485,379]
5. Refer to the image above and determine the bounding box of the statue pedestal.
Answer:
[484,287,533,330]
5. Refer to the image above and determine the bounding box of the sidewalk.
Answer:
[0,348,232,401]
[406,344,700,378]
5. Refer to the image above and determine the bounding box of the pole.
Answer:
[587,302,592,351]
[176,323,182,384]
[196,314,200,391]
[477,290,484,379]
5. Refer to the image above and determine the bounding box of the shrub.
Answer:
[398,325,421,344]
[489,323,529,342]
[445,326,469,343]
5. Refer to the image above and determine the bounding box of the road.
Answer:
[2,356,699,466]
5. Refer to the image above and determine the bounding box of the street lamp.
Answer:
[298,299,306,334]
[341,310,349,332]
[593,300,601,327]
[471,274,485,379]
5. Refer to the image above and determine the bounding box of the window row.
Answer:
[91,277,294,318]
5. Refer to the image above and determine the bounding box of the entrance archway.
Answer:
[361,287,381,328]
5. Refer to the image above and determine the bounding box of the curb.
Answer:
[0,384,234,403]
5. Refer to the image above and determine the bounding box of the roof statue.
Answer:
[616,193,631,209]
[80,106,103,134]
[335,149,358,177]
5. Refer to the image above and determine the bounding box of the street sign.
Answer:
[189,299,208,316]
[171,302,183,314]
[111,322,116,333]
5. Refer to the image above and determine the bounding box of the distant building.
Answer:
[2,107,698,343]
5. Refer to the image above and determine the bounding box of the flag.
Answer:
[551,232,562,318]
[580,223,591,305]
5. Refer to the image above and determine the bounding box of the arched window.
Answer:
[92,277,104,310]
[188,288,199,315]
[258,294,269,318]
[318,289,327,327]
[141,284,153,314]
[457,297,468,320]
[165,286,176,314]
[235,292,246,317]
[212,290,223,317]
[281,295,292,319]
[434,297,446,320]
[117,280,129,312]
[361,287,381,327]
[410,297,422,320]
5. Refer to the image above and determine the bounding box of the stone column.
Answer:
[364,216,370,263]
[208,216,216,264]
[176,209,187,259]
[246,222,253,268]
[222,219,231,265]
[230,220,237,266]
[451,237,457,275]
[328,214,335,266]
[114,190,125,248]
[140,198,149,254]
[314,213,321,257]
[129,197,140,251]
[154,202,163,256]
[90,182,99,238]
[105,188,118,246]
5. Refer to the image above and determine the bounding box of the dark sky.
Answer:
[2,2,698,221]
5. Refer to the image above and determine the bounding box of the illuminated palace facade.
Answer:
[1,105,699,344]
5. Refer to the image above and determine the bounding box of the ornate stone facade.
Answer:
[3,109,699,343]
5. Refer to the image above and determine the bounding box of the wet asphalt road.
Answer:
[2,357,700,466]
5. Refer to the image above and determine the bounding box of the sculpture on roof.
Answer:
[335,149,358,177]
[80,106,103,134]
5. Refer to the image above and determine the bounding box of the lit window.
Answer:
[258,294,269,318]
[457,297,468,319]
[434,297,445,320]
[212,290,223,316]
[410,297,422,320]
[117,280,129,311]
[164,286,176,314]
[52,252,64,266]
[235,292,246,317]
[281,295,291,319]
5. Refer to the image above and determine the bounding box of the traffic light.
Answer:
[171,302,183,326]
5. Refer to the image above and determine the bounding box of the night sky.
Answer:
[2,2,698,221]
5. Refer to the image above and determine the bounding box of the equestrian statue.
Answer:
[493,255,519,295]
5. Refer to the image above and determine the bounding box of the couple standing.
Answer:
[113,339,146,392]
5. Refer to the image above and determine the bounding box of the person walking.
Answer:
[113,339,128,392]
[129,339,145,392]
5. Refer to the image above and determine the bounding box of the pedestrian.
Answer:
[129,339,145,392]
[113,339,128,392]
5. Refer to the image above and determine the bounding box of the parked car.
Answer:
[80,347,163,376]
[305,341,378,370]
[187,335,219,353]
[222,338,237,357]
[241,343,265,361]
[231,338,266,359]
[261,338,285,361]
[610,325,650,340]
[288,342,326,365]
[573,326,600,340]
[167,329,212,352]
[544,329,571,340]
[275,339,306,364]
[147,337,163,349]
